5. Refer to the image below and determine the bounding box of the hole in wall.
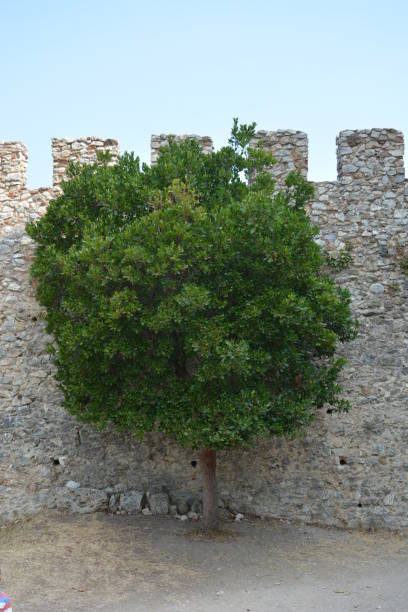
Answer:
[52,458,60,465]
[326,408,333,414]
[358,502,362,508]
[339,457,347,466]
[191,460,197,468]
[31,316,37,322]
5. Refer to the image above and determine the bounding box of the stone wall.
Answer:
[0,130,407,529]
[150,134,213,164]
[250,130,308,189]
[51,137,119,188]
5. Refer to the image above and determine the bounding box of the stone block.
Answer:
[119,490,144,513]
[148,492,169,515]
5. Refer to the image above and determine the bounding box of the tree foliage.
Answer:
[27,121,357,453]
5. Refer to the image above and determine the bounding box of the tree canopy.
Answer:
[27,121,357,527]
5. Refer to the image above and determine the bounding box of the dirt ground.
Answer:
[1,511,407,612]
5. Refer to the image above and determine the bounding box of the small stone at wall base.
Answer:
[187,511,199,520]
[169,490,195,515]
[54,487,107,513]
[149,492,169,515]
[108,494,118,512]
[190,499,202,514]
[119,490,144,513]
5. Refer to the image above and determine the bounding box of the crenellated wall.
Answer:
[51,137,119,187]
[0,130,407,529]
[250,130,308,189]
[151,134,213,165]
[0,142,28,193]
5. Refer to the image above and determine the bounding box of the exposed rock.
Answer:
[190,499,202,514]
[148,492,169,515]
[119,491,144,514]
[177,514,188,521]
[108,494,118,512]
[54,487,107,513]
[169,490,195,515]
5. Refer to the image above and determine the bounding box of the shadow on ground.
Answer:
[1,511,407,611]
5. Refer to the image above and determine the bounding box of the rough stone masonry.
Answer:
[0,130,407,529]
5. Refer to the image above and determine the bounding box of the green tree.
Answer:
[27,121,356,529]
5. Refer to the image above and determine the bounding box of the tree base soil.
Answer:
[1,511,407,611]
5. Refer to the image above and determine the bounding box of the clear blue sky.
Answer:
[2,0,407,187]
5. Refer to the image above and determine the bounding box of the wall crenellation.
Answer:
[0,130,406,203]
[337,129,405,186]
[0,129,407,530]
[51,137,120,188]
[0,141,28,193]
[150,134,213,165]
[250,130,308,189]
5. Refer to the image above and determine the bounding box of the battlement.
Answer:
[0,130,406,195]
[250,130,308,188]
[0,141,27,193]
[151,134,213,164]
[0,137,120,194]
[336,129,405,187]
[52,137,119,187]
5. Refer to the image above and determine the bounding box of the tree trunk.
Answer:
[199,448,218,530]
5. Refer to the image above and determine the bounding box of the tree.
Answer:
[27,121,357,529]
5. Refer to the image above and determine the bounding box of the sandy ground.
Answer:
[0,511,407,612]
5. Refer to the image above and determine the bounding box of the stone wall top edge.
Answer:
[337,128,403,138]
[0,140,27,147]
[1,128,405,149]
[151,134,213,147]
[28,186,55,196]
[254,129,307,137]
[51,137,119,145]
